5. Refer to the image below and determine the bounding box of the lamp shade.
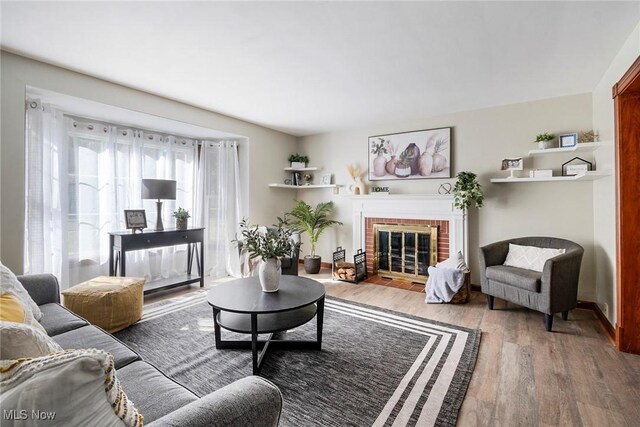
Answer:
[142,179,176,200]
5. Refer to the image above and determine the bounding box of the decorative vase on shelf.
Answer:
[258,258,281,292]
[290,161,306,169]
[538,139,555,150]
[176,218,188,230]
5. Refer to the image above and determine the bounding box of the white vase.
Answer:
[538,140,555,150]
[258,258,281,292]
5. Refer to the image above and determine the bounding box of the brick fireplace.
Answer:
[350,194,467,282]
[365,218,450,280]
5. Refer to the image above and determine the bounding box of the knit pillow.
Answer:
[0,261,42,321]
[0,349,143,427]
[0,320,63,360]
[503,243,566,272]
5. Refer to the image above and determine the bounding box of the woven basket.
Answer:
[449,272,470,304]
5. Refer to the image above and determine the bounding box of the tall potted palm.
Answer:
[286,200,342,274]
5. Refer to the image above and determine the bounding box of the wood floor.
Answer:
[144,269,640,427]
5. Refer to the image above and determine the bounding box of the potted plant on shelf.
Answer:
[172,208,191,230]
[235,218,299,292]
[535,133,556,150]
[286,200,342,274]
[288,154,309,170]
[452,171,484,210]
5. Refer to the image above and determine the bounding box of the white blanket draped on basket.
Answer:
[425,266,465,304]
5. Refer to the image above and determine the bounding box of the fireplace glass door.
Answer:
[373,224,438,283]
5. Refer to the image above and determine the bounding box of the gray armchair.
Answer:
[479,237,584,332]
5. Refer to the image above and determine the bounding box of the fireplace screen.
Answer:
[373,224,438,283]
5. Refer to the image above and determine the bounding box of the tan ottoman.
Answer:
[62,276,145,333]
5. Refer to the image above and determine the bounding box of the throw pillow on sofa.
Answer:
[503,243,566,272]
[0,320,63,360]
[0,349,143,427]
[0,291,47,334]
[0,261,42,321]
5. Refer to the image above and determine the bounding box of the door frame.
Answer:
[613,55,640,353]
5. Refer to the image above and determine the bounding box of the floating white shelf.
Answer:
[491,170,611,183]
[283,167,321,171]
[527,142,603,157]
[268,184,337,189]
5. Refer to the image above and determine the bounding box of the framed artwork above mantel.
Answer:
[368,127,452,181]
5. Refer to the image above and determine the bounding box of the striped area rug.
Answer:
[118,292,480,427]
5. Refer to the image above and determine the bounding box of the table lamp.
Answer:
[142,179,176,231]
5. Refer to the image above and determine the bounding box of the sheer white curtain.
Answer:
[24,99,68,284]
[137,132,197,280]
[26,110,198,287]
[195,140,242,278]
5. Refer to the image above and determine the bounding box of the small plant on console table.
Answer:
[452,172,484,211]
[286,200,342,274]
[172,208,191,230]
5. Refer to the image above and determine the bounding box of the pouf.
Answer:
[62,276,145,333]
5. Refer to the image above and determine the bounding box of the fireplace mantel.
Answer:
[350,194,468,265]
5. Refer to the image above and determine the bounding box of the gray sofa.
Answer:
[17,274,283,427]
[479,237,584,332]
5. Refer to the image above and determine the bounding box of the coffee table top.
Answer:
[207,275,325,314]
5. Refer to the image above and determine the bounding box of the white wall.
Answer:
[298,94,597,300]
[592,22,640,324]
[0,51,297,274]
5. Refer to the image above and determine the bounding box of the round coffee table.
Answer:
[207,275,325,375]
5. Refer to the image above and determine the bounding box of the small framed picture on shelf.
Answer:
[124,210,147,232]
[562,156,592,176]
[559,133,578,148]
[320,173,332,185]
[501,157,523,179]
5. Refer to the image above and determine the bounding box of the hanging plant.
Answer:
[453,171,484,210]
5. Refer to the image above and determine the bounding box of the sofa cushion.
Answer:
[53,325,140,369]
[486,265,542,293]
[39,303,88,336]
[117,361,198,423]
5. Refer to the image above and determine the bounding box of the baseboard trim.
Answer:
[577,300,616,345]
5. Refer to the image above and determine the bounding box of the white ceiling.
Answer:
[2,2,638,137]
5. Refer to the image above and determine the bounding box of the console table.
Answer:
[109,227,204,295]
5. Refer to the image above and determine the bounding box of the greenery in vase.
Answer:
[235,217,299,261]
[285,200,342,258]
[535,133,555,142]
[172,208,191,220]
[453,171,484,210]
[371,138,388,155]
[288,153,309,164]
